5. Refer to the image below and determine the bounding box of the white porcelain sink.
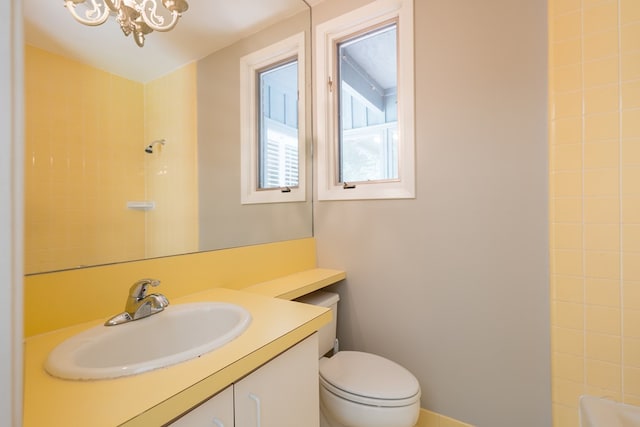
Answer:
[580,395,640,427]
[45,302,252,380]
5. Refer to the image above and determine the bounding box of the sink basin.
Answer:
[45,302,252,380]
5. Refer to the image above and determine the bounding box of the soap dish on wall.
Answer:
[126,201,156,210]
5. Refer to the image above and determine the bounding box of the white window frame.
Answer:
[315,0,415,201]
[240,32,306,204]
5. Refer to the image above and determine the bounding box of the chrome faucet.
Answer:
[105,278,170,326]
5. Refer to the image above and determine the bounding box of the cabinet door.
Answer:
[169,385,234,427]
[234,334,319,427]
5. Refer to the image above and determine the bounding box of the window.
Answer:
[316,0,414,200]
[338,22,398,184]
[241,33,306,204]
[258,60,299,189]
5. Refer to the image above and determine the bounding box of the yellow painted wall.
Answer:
[24,45,145,273]
[549,0,640,425]
[24,46,199,274]
[23,238,317,337]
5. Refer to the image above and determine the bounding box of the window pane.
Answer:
[338,23,397,183]
[259,60,299,189]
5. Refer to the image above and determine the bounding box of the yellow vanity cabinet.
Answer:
[169,333,319,427]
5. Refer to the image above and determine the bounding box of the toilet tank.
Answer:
[295,291,339,357]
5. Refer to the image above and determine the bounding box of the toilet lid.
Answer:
[319,351,420,405]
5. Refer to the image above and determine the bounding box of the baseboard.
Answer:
[415,408,475,427]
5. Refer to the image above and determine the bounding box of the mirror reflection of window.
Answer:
[258,59,299,190]
[337,22,397,184]
[240,31,305,204]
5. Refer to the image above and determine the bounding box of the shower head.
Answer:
[145,139,165,154]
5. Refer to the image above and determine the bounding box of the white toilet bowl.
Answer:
[319,351,421,427]
[296,291,421,427]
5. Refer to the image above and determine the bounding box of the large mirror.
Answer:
[23,0,313,275]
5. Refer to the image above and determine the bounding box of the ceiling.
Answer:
[23,0,311,83]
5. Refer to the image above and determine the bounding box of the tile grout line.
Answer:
[617,0,625,402]
[580,0,588,399]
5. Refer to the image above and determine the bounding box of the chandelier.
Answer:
[63,0,189,47]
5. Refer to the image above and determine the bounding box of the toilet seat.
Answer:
[319,351,421,408]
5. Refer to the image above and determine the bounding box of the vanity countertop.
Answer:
[244,267,346,299]
[23,283,334,426]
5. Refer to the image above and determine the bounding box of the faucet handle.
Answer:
[129,278,161,300]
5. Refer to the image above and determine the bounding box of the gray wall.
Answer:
[197,10,313,251]
[313,1,550,426]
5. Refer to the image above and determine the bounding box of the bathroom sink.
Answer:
[45,302,252,380]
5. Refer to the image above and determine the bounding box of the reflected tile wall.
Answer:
[24,45,146,273]
[143,63,199,259]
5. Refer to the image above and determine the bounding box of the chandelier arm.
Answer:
[116,8,134,36]
[103,0,121,12]
[64,0,110,26]
[138,0,180,32]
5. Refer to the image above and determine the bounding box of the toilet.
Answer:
[296,291,421,427]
